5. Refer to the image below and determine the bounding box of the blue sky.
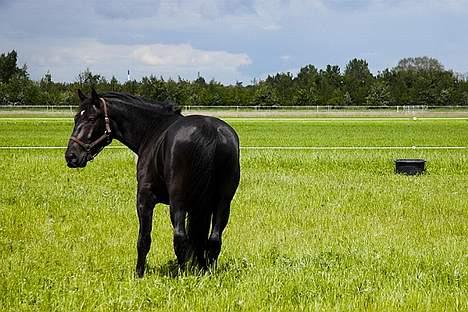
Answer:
[1,0,467,84]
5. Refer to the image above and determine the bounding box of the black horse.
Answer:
[65,89,240,277]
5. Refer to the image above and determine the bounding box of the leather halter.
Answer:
[69,98,112,161]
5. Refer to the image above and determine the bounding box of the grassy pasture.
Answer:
[0,116,467,311]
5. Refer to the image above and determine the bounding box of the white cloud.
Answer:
[131,44,251,68]
[12,39,252,83]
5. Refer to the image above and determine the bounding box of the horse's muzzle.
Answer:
[65,151,87,168]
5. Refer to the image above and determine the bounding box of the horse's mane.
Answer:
[102,92,181,115]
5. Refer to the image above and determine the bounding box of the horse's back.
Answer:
[167,115,239,158]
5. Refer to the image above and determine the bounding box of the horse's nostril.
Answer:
[66,152,77,162]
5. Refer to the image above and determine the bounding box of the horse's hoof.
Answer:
[135,268,145,278]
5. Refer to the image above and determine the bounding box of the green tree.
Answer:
[77,68,106,92]
[386,57,457,106]
[295,65,319,89]
[343,58,374,105]
[122,79,138,94]
[366,80,391,106]
[3,49,467,108]
[293,87,319,106]
[0,51,38,105]
[3,73,40,105]
[165,78,184,104]
[318,65,343,105]
[394,56,444,72]
[265,72,294,105]
[327,89,347,105]
[194,76,206,86]
[140,75,167,102]
[109,76,119,91]
[253,83,278,106]
[0,50,27,83]
[39,71,61,105]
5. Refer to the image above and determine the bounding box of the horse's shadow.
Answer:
[145,258,246,279]
[146,259,182,278]
[144,260,207,278]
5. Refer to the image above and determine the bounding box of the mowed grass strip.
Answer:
[0,119,467,311]
[0,119,467,147]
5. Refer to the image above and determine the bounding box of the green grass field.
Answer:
[0,116,467,311]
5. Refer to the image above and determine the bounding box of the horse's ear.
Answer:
[77,89,87,102]
[91,87,99,101]
[90,87,101,109]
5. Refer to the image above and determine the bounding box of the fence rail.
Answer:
[1,105,468,112]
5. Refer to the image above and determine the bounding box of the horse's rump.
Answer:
[164,117,235,211]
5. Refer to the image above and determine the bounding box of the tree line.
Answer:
[1,50,467,107]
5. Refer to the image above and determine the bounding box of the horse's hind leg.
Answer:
[135,189,157,278]
[207,156,240,267]
[169,199,191,266]
[206,197,232,266]
[187,208,211,269]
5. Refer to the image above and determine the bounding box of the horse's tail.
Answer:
[186,128,218,256]
[189,129,218,208]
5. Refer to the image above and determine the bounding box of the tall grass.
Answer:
[0,119,467,311]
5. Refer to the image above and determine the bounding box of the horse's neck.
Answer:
[108,101,180,155]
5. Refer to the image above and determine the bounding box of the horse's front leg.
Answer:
[135,187,157,278]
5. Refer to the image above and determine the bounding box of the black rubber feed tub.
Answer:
[395,159,426,175]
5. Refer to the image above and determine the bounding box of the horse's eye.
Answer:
[88,117,96,122]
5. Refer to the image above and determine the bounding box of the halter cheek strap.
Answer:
[70,98,112,161]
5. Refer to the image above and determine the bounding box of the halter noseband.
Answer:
[70,98,112,161]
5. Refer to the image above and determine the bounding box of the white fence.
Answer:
[183,105,468,112]
[1,105,468,113]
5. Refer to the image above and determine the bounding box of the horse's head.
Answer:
[65,88,112,168]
